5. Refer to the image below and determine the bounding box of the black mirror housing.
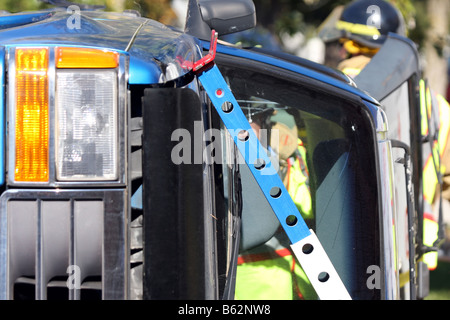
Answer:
[200,0,256,35]
[185,0,256,40]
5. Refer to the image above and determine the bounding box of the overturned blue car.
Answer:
[0,0,439,300]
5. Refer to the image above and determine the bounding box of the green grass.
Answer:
[426,260,450,300]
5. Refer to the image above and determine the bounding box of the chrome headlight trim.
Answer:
[7,46,128,187]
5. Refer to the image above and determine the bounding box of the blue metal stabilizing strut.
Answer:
[198,64,311,244]
[195,30,351,300]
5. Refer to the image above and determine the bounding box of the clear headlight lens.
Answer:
[56,69,118,181]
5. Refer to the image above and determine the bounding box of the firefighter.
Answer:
[333,0,406,77]
[270,110,313,220]
[321,0,450,270]
[420,80,450,269]
[234,106,316,300]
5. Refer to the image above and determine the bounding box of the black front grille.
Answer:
[0,189,128,300]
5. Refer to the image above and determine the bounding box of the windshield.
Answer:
[215,56,381,300]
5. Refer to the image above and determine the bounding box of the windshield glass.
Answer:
[215,57,381,300]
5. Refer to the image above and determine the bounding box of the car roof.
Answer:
[212,40,380,107]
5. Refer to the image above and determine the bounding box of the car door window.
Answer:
[215,56,381,300]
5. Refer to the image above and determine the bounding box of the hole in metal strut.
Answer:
[318,272,330,283]
[286,215,298,227]
[237,130,249,142]
[269,186,281,198]
[221,101,233,113]
[254,158,265,170]
[302,243,313,254]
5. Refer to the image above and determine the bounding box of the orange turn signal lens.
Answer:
[56,47,119,68]
[15,47,49,182]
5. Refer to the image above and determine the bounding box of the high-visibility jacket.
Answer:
[419,80,450,270]
[419,80,450,205]
[235,145,315,299]
[235,243,317,300]
[422,209,439,270]
[285,141,313,220]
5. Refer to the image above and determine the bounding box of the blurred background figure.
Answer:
[318,0,406,74]
[319,0,450,272]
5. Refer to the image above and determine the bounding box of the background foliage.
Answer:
[0,0,438,48]
[250,0,432,49]
[0,0,177,25]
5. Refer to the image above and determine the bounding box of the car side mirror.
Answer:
[185,0,256,40]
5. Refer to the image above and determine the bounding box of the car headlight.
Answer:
[56,69,118,181]
[9,46,125,185]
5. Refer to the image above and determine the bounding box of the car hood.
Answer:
[0,10,202,84]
